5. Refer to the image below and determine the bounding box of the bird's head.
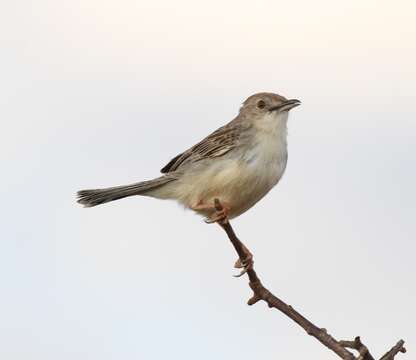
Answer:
[240,92,301,130]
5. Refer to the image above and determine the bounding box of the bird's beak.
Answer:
[269,99,301,112]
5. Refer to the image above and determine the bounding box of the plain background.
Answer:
[1,0,415,359]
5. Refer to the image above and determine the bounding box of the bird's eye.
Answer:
[257,100,266,109]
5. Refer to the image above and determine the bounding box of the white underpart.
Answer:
[246,110,288,177]
[232,111,289,216]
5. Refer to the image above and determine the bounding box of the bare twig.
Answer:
[213,198,406,360]
[339,337,375,360]
[380,340,406,360]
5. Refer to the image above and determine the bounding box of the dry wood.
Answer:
[214,198,406,360]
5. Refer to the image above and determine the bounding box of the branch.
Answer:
[213,199,406,360]
[380,340,406,360]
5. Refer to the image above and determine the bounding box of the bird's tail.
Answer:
[77,175,177,208]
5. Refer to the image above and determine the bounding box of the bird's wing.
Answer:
[160,123,241,173]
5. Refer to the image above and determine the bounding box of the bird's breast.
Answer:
[243,129,288,186]
[218,130,287,217]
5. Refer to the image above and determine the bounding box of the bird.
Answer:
[77,91,300,263]
[77,92,300,221]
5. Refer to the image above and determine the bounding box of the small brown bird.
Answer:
[77,92,300,224]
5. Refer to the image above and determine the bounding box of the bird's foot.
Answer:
[192,199,230,225]
[233,245,253,277]
[204,203,230,225]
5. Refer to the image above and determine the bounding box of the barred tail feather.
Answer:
[77,176,176,207]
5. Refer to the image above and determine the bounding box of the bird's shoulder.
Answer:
[160,118,245,173]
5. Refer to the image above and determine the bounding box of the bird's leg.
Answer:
[191,201,212,211]
[233,242,253,275]
[211,198,253,277]
[196,198,252,276]
[205,200,230,225]
[191,199,231,225]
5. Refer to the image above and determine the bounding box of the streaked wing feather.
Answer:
[160,124,240,173]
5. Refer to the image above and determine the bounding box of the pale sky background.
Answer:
[1,0,415,359]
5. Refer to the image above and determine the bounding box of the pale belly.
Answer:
[173,152,287,219]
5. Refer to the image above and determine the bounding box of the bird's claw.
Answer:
[233,255,254,277]
[204,208,229,224]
